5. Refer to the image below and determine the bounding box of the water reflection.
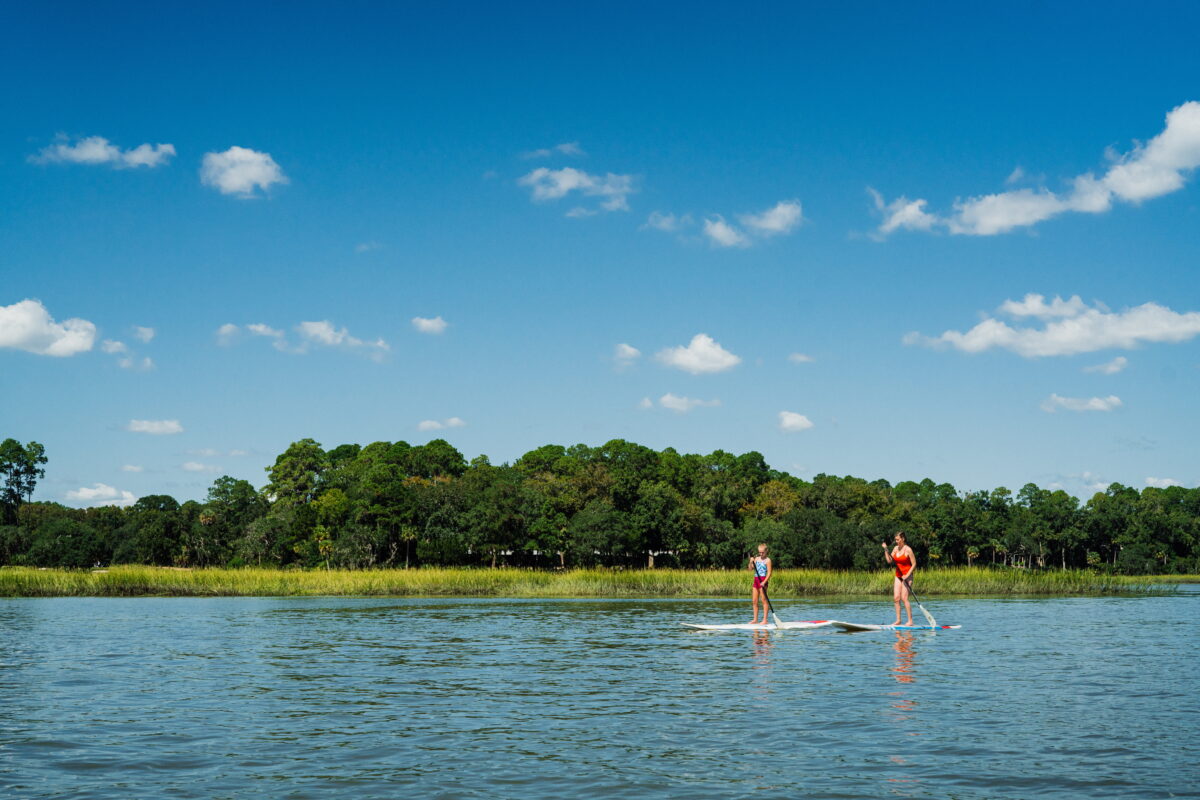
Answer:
[884,632,921,796]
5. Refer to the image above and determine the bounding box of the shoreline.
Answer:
[0,566,1182,598]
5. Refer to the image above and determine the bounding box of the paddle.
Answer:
[902,577,938,628]
[761,582,785,628]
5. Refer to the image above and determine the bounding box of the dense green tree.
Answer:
[0,439,48,524]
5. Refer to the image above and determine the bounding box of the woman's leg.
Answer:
[900,581,913,625]
[891,578,902,625]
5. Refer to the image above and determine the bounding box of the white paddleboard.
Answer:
[682,620,832,631]
[829,620,961,632]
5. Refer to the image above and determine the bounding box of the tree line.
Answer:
[2,436,1198,574]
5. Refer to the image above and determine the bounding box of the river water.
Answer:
[1,592,1197,799]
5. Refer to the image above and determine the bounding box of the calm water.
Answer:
[1,592,1197,799]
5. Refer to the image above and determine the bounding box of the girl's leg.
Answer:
[891,578,902,625]
[749,586,760,623]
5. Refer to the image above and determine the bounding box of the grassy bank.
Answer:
[0,566,1167,598]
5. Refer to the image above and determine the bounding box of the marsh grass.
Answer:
[0,566,1159,598]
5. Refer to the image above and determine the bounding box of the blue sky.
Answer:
[3,2,1199,506]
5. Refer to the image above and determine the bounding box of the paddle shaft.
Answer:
[761,582,784,627]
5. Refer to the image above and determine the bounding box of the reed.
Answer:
[0,566,1157,598]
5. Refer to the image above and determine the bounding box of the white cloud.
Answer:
[738,200,803,236]
[118,356,154,371]
[778,411,815,432]
[872,101,1200,237]
[32,135,175,169]
[200,146,288,197]
[0,299,96,357]
[229,449,249,457]
[521,141,585,159]
[182,461,219,473]
[1103,101,1200,202]
[638,397,654,409]
[121,465,144,473]
[1040,394,1123,413]
[297,321,389,356]
[412,316,448,334]
[658,393,720,413]
[1146,476,1183,488]
[999,294,1088,319]
[216,323,240,345]
[126,419,183,435]
[702,216,749,248]
[355,241,383,253]
[656,333,741,374]
[615,343,641,364]
[65,483,137,507]
[905,295,1200,357]
[787,352,814,364]
[517,167,634,213]
[869,188,939,237]
[1083,356,1129,375]
[642,211,692,232]
[221,320,387,357]
[101,339,128,354]
[418,417,467,431]
[134,326,155,342]
[190,448,220,457]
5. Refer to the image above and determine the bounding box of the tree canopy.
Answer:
[3,436,1198,574]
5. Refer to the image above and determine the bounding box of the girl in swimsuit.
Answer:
[882,531,916,626]
[748,543,772,624]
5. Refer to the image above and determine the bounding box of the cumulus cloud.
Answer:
[355,241,383,254]
[517,167,635,213]
[412,316,448,334]
[182,461,219,473]
[297,321,389,357]
[65,483,137,507]
[117,356,154,371]
[787,352,814,364]
[200,146,287,197]
[1146,476,1183,488]
[1084,356,1129,375]
[638,397,654,410]
[215,323,240,345]
[521,141,585,159]
[31,135,175,169]
[121,464,144,472]
[134,326,155,342]
[778,411,814,432]
[0,299,96,357]
[905,294,1200,357]
[702,216,749,248]
[656,334,741,374]
[614,343,641,365]
[872,101,1200,237]
[642,211,692,232]
[1040,394,1123,413]
[222,321,387,357]
[738,200,803,236]
[101,340,128,354]
[868,188,939,238]
[418,417,467,431]
[126,419,183,435]
[658,393,720,413]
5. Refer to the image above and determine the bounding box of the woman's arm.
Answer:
[882,543,893,563]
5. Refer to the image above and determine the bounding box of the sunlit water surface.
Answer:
[1,592,1197,799]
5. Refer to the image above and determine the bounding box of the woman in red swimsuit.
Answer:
[882,531,916,626]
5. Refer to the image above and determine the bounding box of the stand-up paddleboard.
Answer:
[829,620,960,632]
[682,620,832,631]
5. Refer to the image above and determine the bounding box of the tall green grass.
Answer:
[0,566,1160,598]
